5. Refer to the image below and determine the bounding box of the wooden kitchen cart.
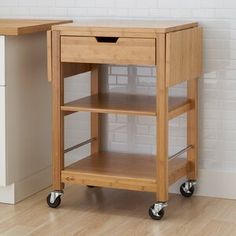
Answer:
[47,20,202,220]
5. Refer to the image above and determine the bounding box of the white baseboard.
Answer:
[0,184,15,204]
[0,166,52,204]
[170,168,236,200]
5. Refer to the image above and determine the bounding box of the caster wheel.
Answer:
[180,182,195,198]
[47,193,62,208]
[148,204,165,220]
[87,185,95,188]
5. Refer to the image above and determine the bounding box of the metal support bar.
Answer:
[169,145,193,160]
[64,137,97,153]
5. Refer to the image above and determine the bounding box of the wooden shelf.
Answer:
[61,93,192,119]
[61,151,187,192]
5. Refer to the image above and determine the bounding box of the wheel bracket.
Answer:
[152,202,168,216]
[50,191,63,204]
[183,180,196,193]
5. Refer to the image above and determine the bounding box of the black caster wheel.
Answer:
[180,181,195,198]
[47,193,62,208]
[148,203,165,220]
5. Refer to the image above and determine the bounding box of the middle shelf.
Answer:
[61,93,193,119]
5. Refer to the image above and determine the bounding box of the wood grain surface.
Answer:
[0,19,72,35]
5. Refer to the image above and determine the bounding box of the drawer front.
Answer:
[0,87,6,186]
[61,36,156,65]
[0,36,5,86]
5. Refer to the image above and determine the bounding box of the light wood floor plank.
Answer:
[0,186,235,236]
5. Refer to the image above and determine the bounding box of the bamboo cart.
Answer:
[46,20,202,220]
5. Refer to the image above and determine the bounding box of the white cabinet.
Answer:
[0,19,71,204]
[0,36,5,86]
[0,36,6,187]
[0,87,6,186]
[0,33,52,203]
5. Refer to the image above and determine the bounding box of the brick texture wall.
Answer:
[1,0,236,172]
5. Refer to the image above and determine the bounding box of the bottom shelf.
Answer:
[61,151,187,192]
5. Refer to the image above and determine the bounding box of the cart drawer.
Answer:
[61,36,156,65]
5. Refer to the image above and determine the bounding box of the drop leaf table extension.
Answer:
[47,20,202,220]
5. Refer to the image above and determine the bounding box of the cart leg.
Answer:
[149,34,168,220]
[87,65,101,189]
[91,64,101,155]
[52,31,64,191]
[156,34,169,203]
[156,83,169,204]
[187,78,198,181]
[179,79,198,198]
[47,31,64,208]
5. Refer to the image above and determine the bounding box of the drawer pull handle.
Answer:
[95,37,119,43]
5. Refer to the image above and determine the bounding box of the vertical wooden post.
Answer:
[52,30,64,190]
[187,78,198,180]
[47,30,52,82]
[156,34,169,202]
[91,64,101,154]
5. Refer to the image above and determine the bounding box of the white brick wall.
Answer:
[1,0,236,173]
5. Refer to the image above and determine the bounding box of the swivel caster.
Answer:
[180,180,196,198]
[148,202,167,220]
[47,191,63,208]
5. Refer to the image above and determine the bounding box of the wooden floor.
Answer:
[0,186,236,236]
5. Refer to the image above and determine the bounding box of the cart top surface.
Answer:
[52,19,198,34]
[0,19,72,36]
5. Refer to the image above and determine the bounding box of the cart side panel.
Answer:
[166,27,203,87]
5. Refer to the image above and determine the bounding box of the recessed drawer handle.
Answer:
[95,37,119,43]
